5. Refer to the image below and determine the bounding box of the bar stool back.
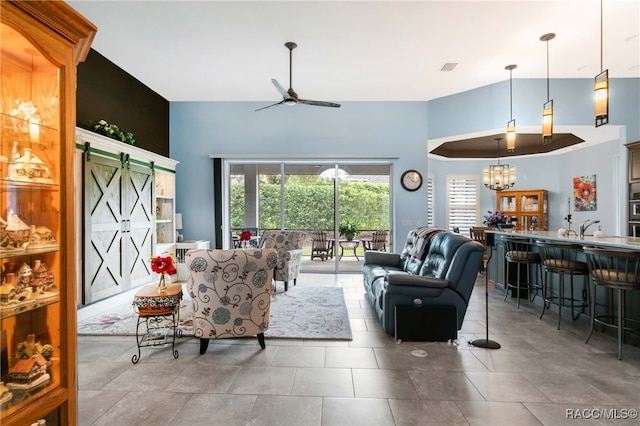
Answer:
[583,247,640,359]
[502,236,543,308]
[536,241,589,330]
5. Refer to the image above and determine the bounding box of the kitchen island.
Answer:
[486,229,640,347]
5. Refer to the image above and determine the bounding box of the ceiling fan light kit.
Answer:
[256,42,341,112]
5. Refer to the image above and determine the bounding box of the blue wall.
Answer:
[171,78,639,247]
[170,102,429,247]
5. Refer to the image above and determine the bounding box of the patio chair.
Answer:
[362,230,388,252]
[310,230,334,261]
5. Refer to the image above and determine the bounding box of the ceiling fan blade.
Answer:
[298,99,341,108]
[255,100,285,112]
[271,79,288,99]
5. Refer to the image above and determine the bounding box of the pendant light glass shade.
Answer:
[505,64,517,152]
[540,33,555,145]
[542,100,553,145]
[595,0,609,127]
[507,119,516,151]
[595,70,609,126]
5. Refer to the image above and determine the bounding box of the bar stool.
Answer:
[536,241,589,330]
[502,236,543,308]
[583,247,640,359]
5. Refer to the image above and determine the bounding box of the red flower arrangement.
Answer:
[150,255,176,276]
[240,230,252,242]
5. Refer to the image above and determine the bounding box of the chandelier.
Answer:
[483,138,515,191]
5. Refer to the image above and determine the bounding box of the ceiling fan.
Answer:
[255,42,341,112]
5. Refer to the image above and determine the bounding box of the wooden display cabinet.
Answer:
[627,141,640,237]
[0,2,95,425]
[496,189,549,231]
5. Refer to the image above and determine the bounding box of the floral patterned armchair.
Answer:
[185,248,278,353]
[259,230,306,292]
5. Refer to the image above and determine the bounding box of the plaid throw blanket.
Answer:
[410,228,445,260]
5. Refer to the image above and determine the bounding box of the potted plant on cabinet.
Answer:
[339,222,359,241]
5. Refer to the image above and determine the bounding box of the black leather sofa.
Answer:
[363,227,484,336]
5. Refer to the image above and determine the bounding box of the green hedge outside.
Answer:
[230,180,389,233]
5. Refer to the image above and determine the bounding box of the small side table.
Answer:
[339,239,360,261]
[131,283,183,364]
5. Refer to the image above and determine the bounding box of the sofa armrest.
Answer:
[364,251,401,268]
[386,273,449,289]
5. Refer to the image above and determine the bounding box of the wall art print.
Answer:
[573,175,596,211]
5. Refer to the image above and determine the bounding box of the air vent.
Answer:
[440,62,458,72]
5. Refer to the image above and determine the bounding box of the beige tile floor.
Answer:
[78,273,640,425]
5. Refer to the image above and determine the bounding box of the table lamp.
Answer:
[175,213,183,242]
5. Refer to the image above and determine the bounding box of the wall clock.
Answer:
[401,170,423,191]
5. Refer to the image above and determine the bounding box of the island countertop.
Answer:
[487,229,640,251]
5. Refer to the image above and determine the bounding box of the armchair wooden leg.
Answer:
[257,333,266,349]
[199,338,210,355]
[284,281,288,291]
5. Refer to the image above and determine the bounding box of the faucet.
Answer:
[579,219,600,238]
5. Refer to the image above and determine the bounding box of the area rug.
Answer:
[77,287,352,340]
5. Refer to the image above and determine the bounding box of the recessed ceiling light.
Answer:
[440,62,458,72]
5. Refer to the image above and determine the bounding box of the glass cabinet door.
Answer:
[498,194,517,213]
[1,23,62,418]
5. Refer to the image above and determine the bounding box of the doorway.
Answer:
[225,161,392,273]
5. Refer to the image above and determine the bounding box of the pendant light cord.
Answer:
[600,0,603,72]
[509,68,513,120]
[546,39,550,102]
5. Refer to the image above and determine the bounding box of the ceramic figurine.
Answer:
[14,263,32,294]
[12,148,51,182]
[0,381,12,410]
[5,211,30,246]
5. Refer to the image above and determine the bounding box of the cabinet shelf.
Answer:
[0,244,59,259]
[0,179,59,192]
[0,111,59,132]
[0,291,59,320]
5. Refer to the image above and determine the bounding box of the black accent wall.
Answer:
[76,49,169,156]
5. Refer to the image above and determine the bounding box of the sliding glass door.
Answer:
[225,161,391,273]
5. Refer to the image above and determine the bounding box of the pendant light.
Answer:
[483,138,515,191]
[505,64,517,152]
[540,33,555,145]
[595,0,609,127]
